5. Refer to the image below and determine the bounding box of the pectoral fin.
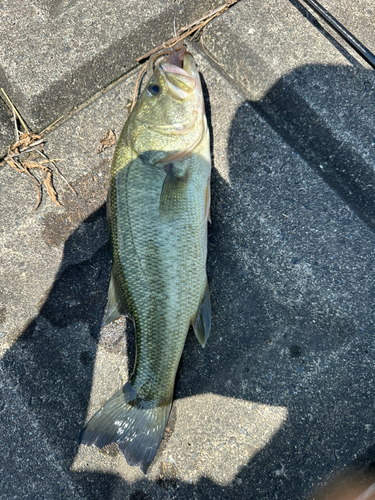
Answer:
[192,279,211,347]
[102,271,127,326]
[159,163,188,218]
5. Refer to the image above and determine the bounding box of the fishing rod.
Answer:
[302,0,375,69]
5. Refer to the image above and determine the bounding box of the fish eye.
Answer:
[147,84,161,96]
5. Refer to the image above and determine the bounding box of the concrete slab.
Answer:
[0,0,221,133]
[318,0,375,54]
[202,0,375,231]
[0,97,13,157]
[0,23,374,500]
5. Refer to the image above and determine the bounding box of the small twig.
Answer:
[19,138,45,152]
[36,151,77,195]
[1,88,29,133]
[12,133,42,152]
[39,115,64,136]
[136,0,238,62]
[130,64,147,112]
[200,29,229,72]
[12,108,19,142]
[7,157,25,173]
[38,158,66,164]
[22,160,62,209]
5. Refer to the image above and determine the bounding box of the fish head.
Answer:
[126,45,206,164]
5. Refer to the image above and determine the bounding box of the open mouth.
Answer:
[167,46,187,68]
[160,48,197,98]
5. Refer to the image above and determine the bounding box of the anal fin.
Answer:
[192,278,211,347]
[102,270,127,326]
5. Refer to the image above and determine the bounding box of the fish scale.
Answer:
[114,155,201,399]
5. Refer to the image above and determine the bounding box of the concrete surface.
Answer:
[0,1,375,499]
[0,97,13,155]
[203,0,375,230]
[0,0,221,136]
[319,0,375,54]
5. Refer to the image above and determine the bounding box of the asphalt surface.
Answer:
[0,1,374,499]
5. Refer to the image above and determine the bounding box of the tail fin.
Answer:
[79,382,171,473]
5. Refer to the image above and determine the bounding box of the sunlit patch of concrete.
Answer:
[73,368,288,486]
[156,393,288,485]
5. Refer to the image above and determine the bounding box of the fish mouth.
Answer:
[160,47,198,99]
[149,45,206,165]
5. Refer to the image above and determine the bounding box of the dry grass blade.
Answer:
[43,170,62,207]
[19,138,45,152]
[12,107,19,141]
[7,157,24,173]
[37,151,77,195]
[22,161,62,209]
[8,159,43,190]
[130,64,147,112]
[1,88,29,133]
[39,115,64,136]
[12,133,42,151]
[23,160,50,172]
[1,90,74,209]
[136,0,238,62]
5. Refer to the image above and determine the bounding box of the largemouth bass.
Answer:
[79,45,211,473]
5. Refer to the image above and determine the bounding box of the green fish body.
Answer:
[79,46,211,473]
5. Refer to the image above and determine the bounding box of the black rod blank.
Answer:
[303,0,375,69]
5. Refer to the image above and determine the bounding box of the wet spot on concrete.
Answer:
[42,159,110,247]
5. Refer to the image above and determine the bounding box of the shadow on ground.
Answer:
[1,61,374,499]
